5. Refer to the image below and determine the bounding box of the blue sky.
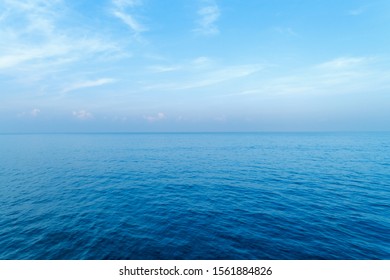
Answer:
[1,0,390,132]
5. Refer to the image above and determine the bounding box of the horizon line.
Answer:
[1,131,389,135]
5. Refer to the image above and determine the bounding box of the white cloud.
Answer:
[0,0,120,76]
[273,27,297,37]
[226,56,390,98]
[1,0,62,38]
[17,108,42,118]
[191,56,213,68]
[31,108,41,117]
[194,2,220,36]
[111,0,146,34]
[348,6,367,16]
[147,65,181,73]
[63,78,115,93]
[73,110,93,120]
[214,115,227,122]
[0,43,70,70]
[144,64,263,91]
[112,10,146,33]
[317,57,368,69]
[144,112,166,122]
[147,56,212,74]
[113,0,141,8]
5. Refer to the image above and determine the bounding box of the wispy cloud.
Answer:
[227,56,390,98]
[111,0,146,34]
[317,57,369,69]
[31,108,41,117]
[0,39,115,70]
[273,27,298,37]
[146,56,213,73]
[194,1,220,36]
[63,78,115,93]
[18,108,42,118]
[73,110,93,120]
[145,64,262,91]
[0,1,120,76]
[113,0,141,9]
[0,1,65,69]
[147,65,181,73]
[112,10,146,33]
[191,56,213,68]
[348,6,367,16]
[144,112,166,122]
[148,56,213,78]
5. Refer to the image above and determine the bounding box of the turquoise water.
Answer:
[0,132,389,259]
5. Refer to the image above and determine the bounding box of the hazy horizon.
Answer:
[1,0,390,132]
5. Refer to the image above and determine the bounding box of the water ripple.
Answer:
[0,132,389,259]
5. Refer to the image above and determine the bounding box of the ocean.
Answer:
[0,132,389,259]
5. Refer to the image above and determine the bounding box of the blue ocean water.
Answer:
[0,132,389,260]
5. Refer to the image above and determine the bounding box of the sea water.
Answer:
[0,132,389,259]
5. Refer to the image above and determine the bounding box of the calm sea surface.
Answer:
[0,133,389,259]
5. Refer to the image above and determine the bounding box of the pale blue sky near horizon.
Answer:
[1,0,390,132]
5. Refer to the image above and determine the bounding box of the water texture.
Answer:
[0,132,389,259]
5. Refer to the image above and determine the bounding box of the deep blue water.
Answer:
[0,132,389,260]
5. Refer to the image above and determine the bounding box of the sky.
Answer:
[1,0,390,132]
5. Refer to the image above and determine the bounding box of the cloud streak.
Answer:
[73,110,93,120]
[63,78,116,93]
[144,112,166,122]
[273,27,298,37]
[144,64,262,91]
[113,0,141,9]
[112,10,146,33]
[0,39,116,70]
[194,1,220,36]
[348,6,367,16]
[0,0,121,79]
[317,57,369,69]
[31,108,41,117]
[111,0,146,34]
[227,56,390,98]
[147,65,181,73]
